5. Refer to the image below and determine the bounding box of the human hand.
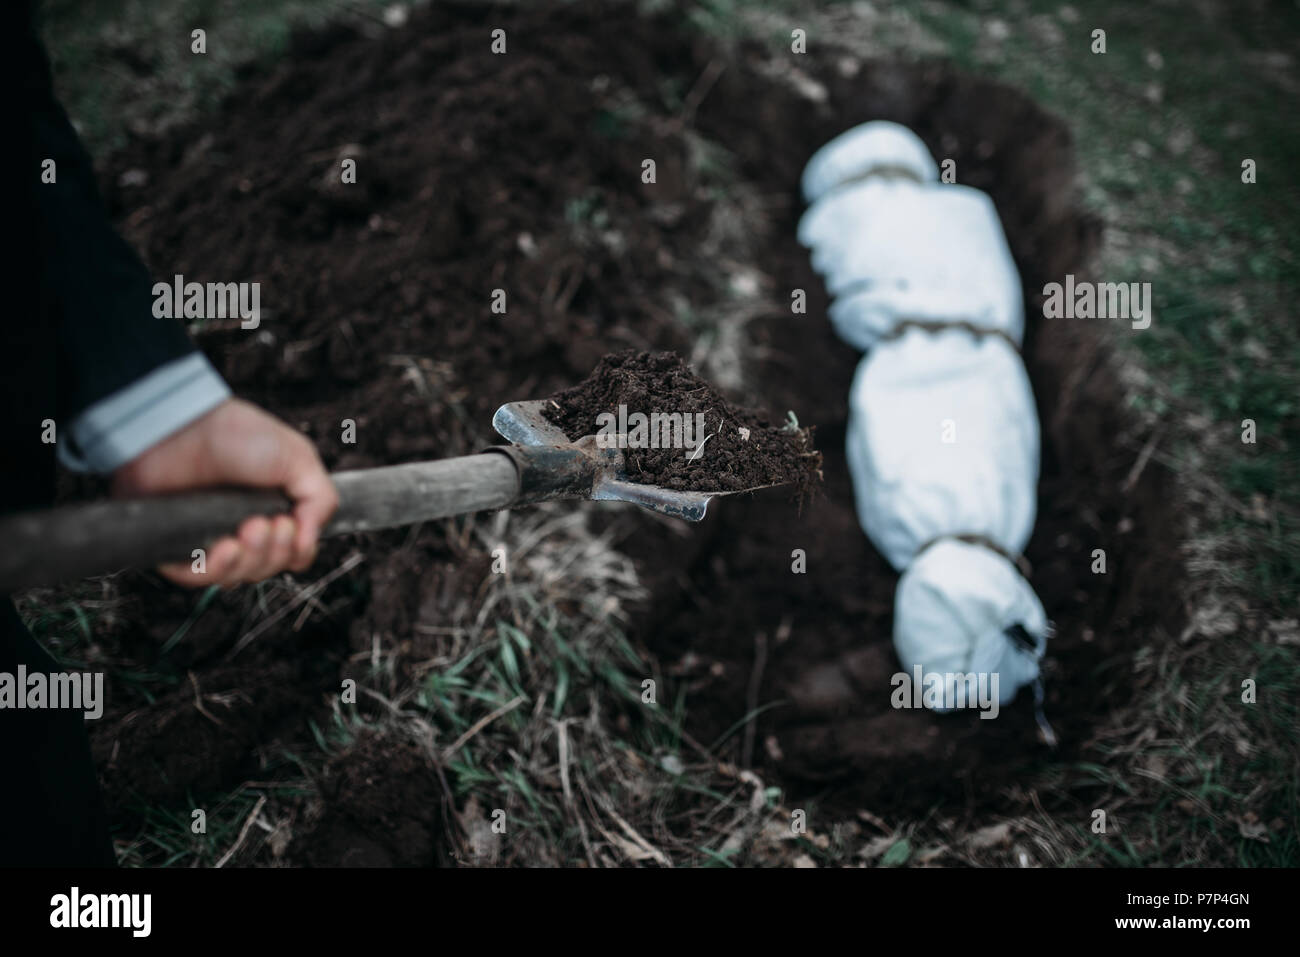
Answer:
[111,398,339,587]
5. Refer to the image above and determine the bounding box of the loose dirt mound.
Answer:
[544,349,821,493]
[291,731,446,868]
[83,0,1184,859]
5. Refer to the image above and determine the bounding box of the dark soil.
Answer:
[73,0,1186,862]
[543,349,821,494]
[290,731,447,868]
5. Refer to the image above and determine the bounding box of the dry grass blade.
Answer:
[215,794,267,869]
[229,551,364,657]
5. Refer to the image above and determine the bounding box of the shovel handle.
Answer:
[0,447,598,592]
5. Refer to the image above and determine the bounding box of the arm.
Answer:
[24,4,229,469]
[25,9,337,586]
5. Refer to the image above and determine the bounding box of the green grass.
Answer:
[31,0,1300,867]
[40,0,401,151]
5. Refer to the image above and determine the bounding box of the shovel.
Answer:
[0,400,780,592]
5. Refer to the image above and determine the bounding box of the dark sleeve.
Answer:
[23,3,199,422]
[23,3,231,474]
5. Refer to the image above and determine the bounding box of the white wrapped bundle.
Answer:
[845,328,1037,571]
[895,540,1048,708]
[798,123,1024,351]
[799,121,1051,715]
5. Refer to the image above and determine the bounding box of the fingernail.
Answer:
[248,522,269,548]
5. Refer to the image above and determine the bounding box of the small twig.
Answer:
[1121,429,1161,494]
[291,592,329,631]
[189,671,224,728]
[555,719,597,867]
[678,726,716,764]
[214,794,267,869]
[230,552,364,658]
[594,793,672,867]
[686,430,717,462]
[557,720,575,804]
[431,755,465,860]
[441,695,525,761]
[679,59,726,128]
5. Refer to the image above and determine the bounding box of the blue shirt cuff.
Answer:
[58,352,231,473]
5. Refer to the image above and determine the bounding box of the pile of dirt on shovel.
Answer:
[543,349,821,496]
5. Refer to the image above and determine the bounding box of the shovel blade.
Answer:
[493,400,722,521]
[492,400,572,446]
[591,479,713,522]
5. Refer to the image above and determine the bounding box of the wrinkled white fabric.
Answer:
[845,327,1038,570]
[800,120,940,198]
[895,540,1048,706]
[799,121,1049,708]
[798,182,1025,352]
